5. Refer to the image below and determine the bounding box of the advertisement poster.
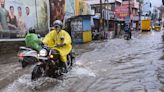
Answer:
[49,0,65,27]
[0,0,48,39]
[79,0,87,15]
[75,0,87,16]
[115,5,129,19]
[65,0,75,20]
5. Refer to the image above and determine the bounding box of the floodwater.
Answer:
[0,30,164,92]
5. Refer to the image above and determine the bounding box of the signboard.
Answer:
[49,0,65,27]
[0,0,48,39]
[115,5,129,19]
[65,0,75,20]
[75,0,90,16]
[125,16,130,23]
[0,0,89,40]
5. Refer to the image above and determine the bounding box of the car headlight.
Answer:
[39,49,48,56]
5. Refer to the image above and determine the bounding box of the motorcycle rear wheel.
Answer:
[124,34,130,40]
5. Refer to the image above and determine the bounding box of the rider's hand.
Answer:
[55,43,66,48]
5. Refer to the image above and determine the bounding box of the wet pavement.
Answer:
[0,30,164,92]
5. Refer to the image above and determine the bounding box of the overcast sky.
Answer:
[150,0,162,7]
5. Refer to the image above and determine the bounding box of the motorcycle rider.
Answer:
[124,24,132,39]
[43,20,72,73]
[25,28,42,51]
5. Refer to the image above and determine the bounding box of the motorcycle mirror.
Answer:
[38,34,41,38]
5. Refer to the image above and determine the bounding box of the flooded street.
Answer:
[0,31,164,92]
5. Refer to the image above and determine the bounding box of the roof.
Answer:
[69,15,94,20]
[86,0,122,5]
[93,15,100,19]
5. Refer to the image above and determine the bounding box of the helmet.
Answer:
[53,20,63,28]
[29,27,35,33]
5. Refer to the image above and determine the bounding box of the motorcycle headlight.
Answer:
[39,49,48,56]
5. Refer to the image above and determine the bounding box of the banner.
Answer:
[49,0,65,27]
[0,0,48,39]
[115,5,129,19]
[75,0,88,16]
[65,0,75,19]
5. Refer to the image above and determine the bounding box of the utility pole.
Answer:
[100,0,103,39]
[139,0,141,31]
[106,0,109,32]
[128,0,131,30]
[114,0,116,38]
[100,0,103,26]
[99,0,103,31]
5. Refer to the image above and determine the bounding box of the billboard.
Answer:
[115,5,129,19]
[75,0,89,16]
[65,0,75,20]
[0,0,91,39]
[49,0,65,27]
[0,0,48,39]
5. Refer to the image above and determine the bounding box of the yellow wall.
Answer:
[75,0,87,16]
[75,0,80,16]
[83,31,92,42]
[83,1,87,15]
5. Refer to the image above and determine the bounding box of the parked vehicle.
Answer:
[141,19,151,31]
[152,23,161,31]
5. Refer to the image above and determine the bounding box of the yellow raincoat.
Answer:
[43,29,72,62]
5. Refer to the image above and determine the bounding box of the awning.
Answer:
[93,15,100,19]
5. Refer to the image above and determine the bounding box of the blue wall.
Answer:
[83,18,91,31]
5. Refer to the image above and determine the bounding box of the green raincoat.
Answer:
[25,33,42,51]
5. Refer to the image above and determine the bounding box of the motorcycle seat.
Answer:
[19,46,33,51]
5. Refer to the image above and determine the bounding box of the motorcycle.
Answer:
[124,32,130,40]
[31,45,75,80]
[18,47,38,68]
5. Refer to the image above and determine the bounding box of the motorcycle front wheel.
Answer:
[31,65,43,81]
